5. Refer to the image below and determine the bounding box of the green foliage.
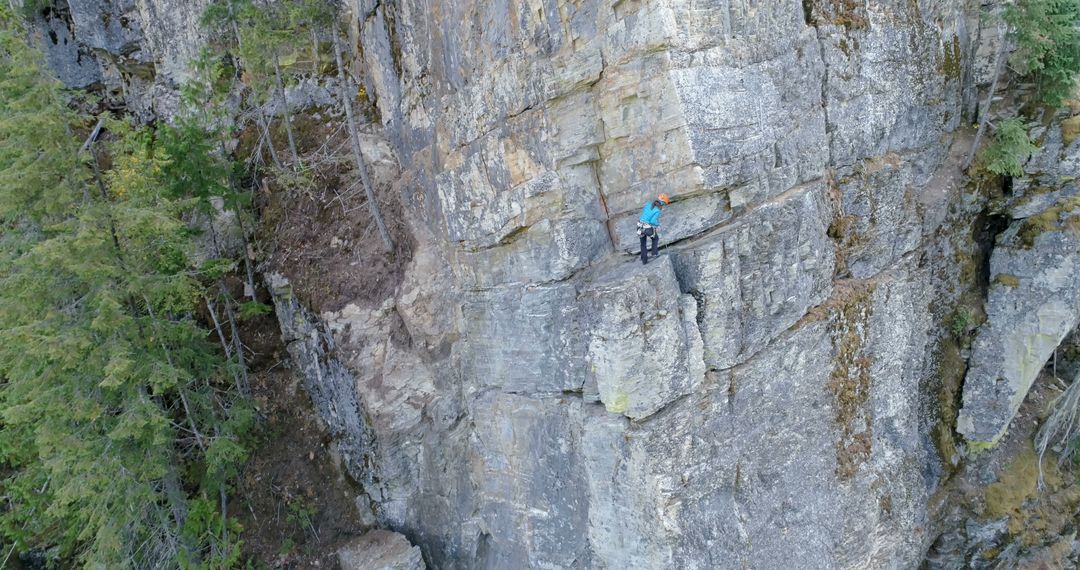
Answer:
[178,497,244,569]
[203,0,336,86]
[1005,0,1080,105]
[949,306,975,337]
[276,537,296,557]
[284,495,317,538]
[0,9,83,219]
[238,300,273,320]
[981,117,1038,176]
[0,7,253,567]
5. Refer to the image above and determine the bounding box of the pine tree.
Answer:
[0,8,251,567]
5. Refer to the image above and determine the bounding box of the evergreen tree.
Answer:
[1005,0,1080,106]
[0,8,251,567]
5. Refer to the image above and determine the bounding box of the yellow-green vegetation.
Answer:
[994,273,1022,287]
[0,6,259,568]
[827,284,876,480]
[1016,195,1080,247]
[983,443,1080,543]
[604,389,630,415]
[984,445,1041,524]
[979,117,1039,177]
[804,0,868,29]
[939,34,963,80]
[949,305,977,337]
[1005,0,1080,107]
[933,337,966,465]
[1061,114,1080,145]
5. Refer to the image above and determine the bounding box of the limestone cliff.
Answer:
[313,1,976,567]
[31,0,1080,567]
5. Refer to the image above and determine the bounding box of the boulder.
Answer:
[338,530,426,570]
[958,198,1080,445]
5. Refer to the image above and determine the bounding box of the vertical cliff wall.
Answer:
[280,0,988,567]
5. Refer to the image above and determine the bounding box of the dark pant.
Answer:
[640,232,658,263]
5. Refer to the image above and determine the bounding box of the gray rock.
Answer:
[954,111,1080,446]
[34,7,102,88]
[66,0,145,57]
[579,256,704,419]
[267,273,375,480]
[583,264,931,570]
[957,199,1080,445]
[338,530,426,570]
[234,0,1001,568]
[835,154,922,279]
[460,282,588,394]
[671,182,835,370]
[468,393,591,568]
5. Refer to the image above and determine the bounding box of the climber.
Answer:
[637,193,670,265]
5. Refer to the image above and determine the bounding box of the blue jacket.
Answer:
[639,201,662,227]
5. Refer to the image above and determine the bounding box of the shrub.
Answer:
[1005,0,1080,106]
[981,117,1038,176]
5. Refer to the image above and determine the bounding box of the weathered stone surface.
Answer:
[34,7,102,89]
[338,530,426,570]
[817,0,965,173]
[671,31,828,208]
[66,0,145,57]
[244,0,1002,568]
[671,182,835,370]
[956,109,1080,446]
[835,154,922,279]
[35,0,209,118]
[579,256,704,419]
[583,265,931,569]
[460,282,587,394]
[267,273,374,479]
[957,199,1080,444]
[469,393,591,568]
[1009,111,1080,219]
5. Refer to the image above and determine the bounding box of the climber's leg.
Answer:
[640,233,648,264]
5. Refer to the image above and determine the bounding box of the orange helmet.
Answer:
[658,193,670,204]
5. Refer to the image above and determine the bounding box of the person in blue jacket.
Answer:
[637,193,670,264]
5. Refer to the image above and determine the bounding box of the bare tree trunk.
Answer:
[256,111,284,170]
[965,25,1010,171]
[311,28,320,74]
[206,298,233,359]
[331,31,394,252]
[273,55,301,168]
[219,283,251,399]
[217,139,258,299]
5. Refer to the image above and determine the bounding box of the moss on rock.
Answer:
[1060,114,1080,146]
[1016,196,1080,248]
[993,273,1021,287]
[826,283,876,480]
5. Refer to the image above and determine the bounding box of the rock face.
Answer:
[958,116,1080,445]
[299,0,982,567]
[338,530,427,570]
[31,0,209,118]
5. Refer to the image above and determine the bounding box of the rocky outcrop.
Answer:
[31,0,209,118]
[267,273,376,481]
[338,530,426,570]
[958,115,1080,446]
[297,0,982,567]
[957,209,1080,445]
